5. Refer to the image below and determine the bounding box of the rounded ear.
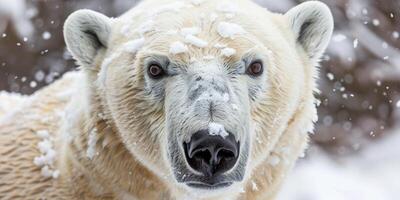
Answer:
[64,9,112,67]
[285,1,334,63]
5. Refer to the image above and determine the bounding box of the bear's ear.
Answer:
[64,9,112,67]
[285,1,333,63]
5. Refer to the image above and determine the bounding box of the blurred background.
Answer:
[0,0,399,199]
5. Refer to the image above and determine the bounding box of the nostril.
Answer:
[217,149,235,161]
[192,149,212,164]
[183,129,239,177]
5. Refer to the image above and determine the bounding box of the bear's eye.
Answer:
[247,61,263,76]
[148,64,165,79]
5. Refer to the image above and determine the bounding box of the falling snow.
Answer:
[0,1,400,199]
[372,19,380,26]
[326,73,335,81]
[392,31,399,39]
[42,31,51,40]
[353,39,358,48]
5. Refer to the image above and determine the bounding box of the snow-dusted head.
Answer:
[63,0,333,197]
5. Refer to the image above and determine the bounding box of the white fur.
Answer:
[0,0,334,199]
[63,9,112,67]
[285,1,334,63]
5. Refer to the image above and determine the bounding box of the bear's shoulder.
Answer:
[0,71,105,199]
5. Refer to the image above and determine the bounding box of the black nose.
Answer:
[183,130,239,177]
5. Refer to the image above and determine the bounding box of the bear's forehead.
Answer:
[114,0,278,63]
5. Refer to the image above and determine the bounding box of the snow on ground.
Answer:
[278,129,400,200]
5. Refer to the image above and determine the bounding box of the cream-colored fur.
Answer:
[0,0,333,199]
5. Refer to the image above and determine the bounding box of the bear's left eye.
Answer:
[148,63,165,79]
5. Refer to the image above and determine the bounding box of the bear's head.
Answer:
[64,0,333,197]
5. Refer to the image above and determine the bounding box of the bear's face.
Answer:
[64,0,333,196]
[104,25,270,191]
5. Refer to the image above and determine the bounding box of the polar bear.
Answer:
[0,0,333,199]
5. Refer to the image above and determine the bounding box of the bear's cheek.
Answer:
[102,80,169,172]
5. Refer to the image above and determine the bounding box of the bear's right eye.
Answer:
[246,61,263,77]
[148,64,165,79]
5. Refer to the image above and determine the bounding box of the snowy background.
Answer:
[0,0,399,199]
